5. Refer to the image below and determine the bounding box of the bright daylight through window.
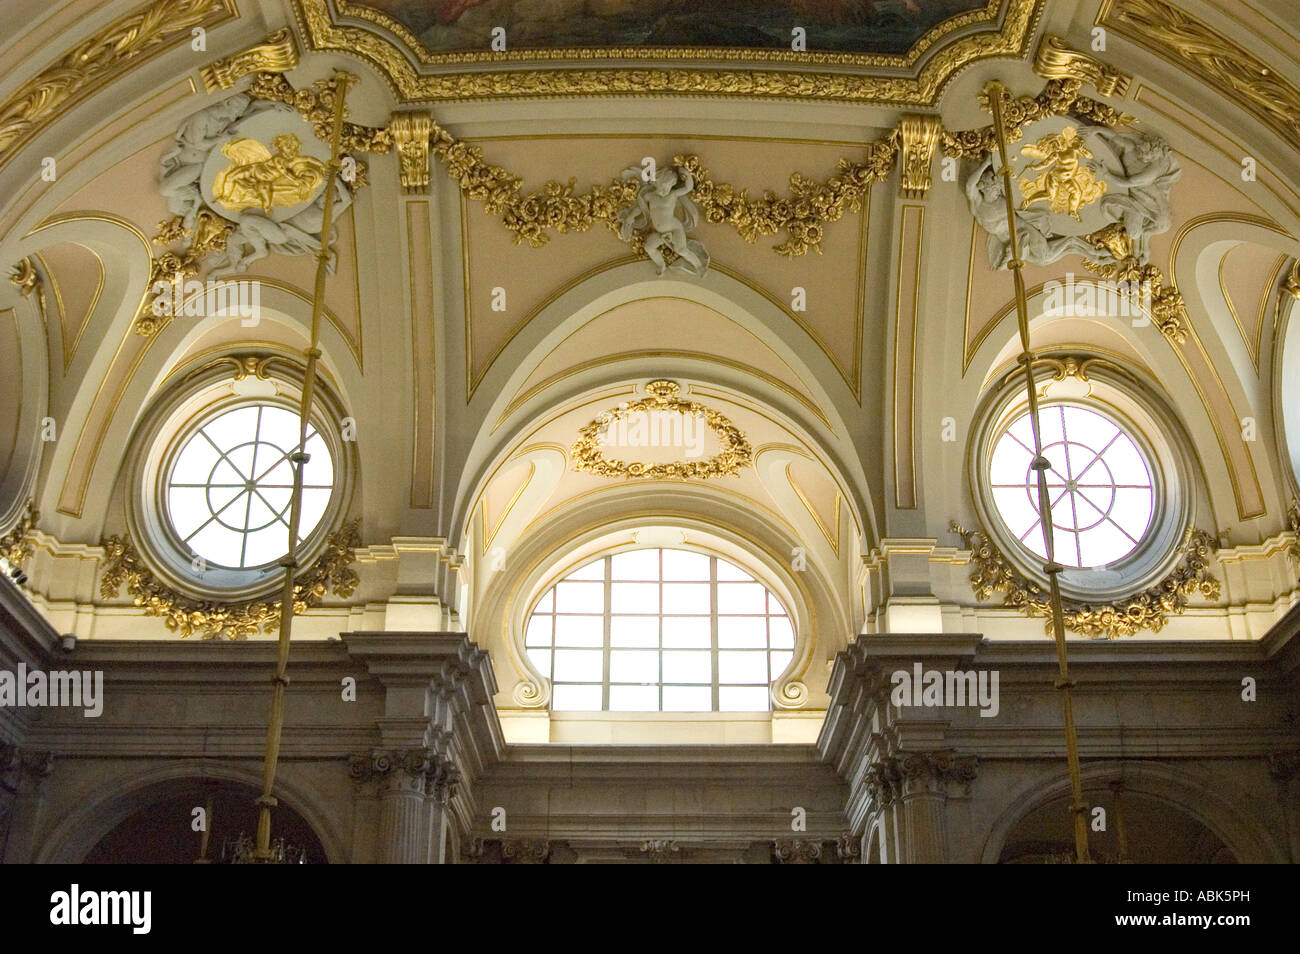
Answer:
[165,404,335,570]
[989,403,1154,568]
[526,548,794,712]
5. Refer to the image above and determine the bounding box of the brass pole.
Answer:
[1110,779,1129,862]
[985,81,1091,864]
[253,70,353,861]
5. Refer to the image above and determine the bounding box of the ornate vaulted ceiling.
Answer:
[2,0,1299,729]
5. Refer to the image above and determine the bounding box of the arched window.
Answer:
[524,548,794,712]
[989,403,1154,568]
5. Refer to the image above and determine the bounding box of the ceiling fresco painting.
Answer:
[352,0,991,54]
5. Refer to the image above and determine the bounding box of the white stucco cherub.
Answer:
[619,164,710,277]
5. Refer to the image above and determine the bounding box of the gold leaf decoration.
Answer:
[0,0,234,171]
[1102,0,1300,151]
[1288,500,1300,565]
[0,501,39,570]
[292,0,1045,106]
[98,520,361,640]
[949,521,1220,639]
[1080,223,1187,343]
[677,141,896,256]
[200,27,299,93]
[247,71,391,158]
[572,381,752,481]
[1032,34,1132,98]
[940,78,1132,161]
[244,73,894,257]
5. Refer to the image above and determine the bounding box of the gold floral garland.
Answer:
[572,380,752,481]
[244,71,899,258]
[949,521,1220,639]
[0,501,38,570]
[98,520,361,640]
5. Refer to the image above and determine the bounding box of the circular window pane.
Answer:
[165,404,335,570]
[989,404,1154,568]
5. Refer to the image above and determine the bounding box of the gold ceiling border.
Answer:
[99,520,361,640]
[572,380,752,481]
[949,522,1220,639]
[1098,0,1300,152]
[291,0,1045,105]
[0,0,237,172]
[942,76,1188,344]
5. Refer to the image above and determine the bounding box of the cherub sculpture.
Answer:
[619,164,710,277]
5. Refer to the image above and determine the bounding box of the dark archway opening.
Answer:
[998,786,1237,864]
[83,780,328,864]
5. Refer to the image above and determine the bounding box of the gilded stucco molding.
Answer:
[291,0,1045,106]
[1099,0,1300,150]
[200,28,300,92]
[0,501,39,572]
[1032,34,1131,98]
[950,522,1220,639]
[572,380,752,481]
[940,78,1132,161]
[242,72,895,257]
[1283,260,1300,302]
[0,0,235,171]
[895,115,943,199]
[1080,223,1187,344]
[98,520,362,640]
[944,79,1186,343]
[1287,500,1300,565]
[9,258,48,322]
[389,111,432,194]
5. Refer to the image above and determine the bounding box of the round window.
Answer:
[989,403,1154,568]
[164,404,335,571]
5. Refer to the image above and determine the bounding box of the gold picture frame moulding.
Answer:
[292,0,1046,105]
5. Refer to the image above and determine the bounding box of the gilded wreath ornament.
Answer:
[99,520,361,640]
[572,381,752,481]
[950,522,1220,639]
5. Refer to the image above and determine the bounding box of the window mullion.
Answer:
[603,556,612,710]
[710,556,719,712]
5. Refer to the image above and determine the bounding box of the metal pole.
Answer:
[253,70,353,861]
[985,81,1091,864]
